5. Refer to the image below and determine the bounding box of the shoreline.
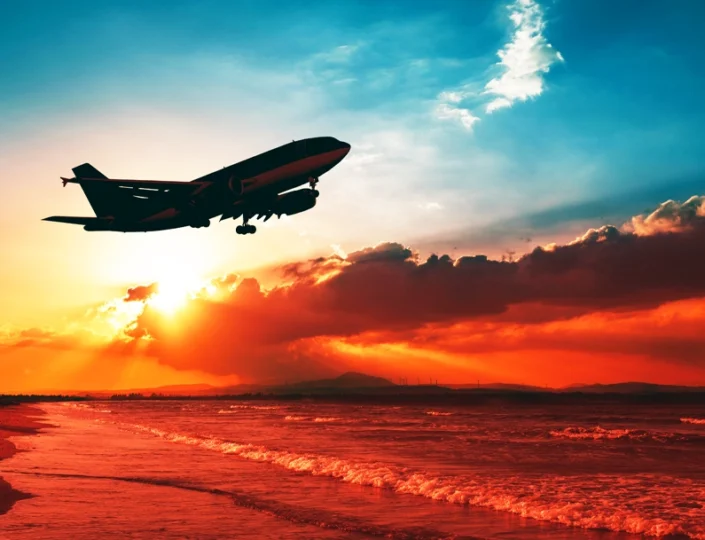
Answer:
[0,404,47,516]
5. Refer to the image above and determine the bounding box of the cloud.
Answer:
[484,0,565,113]
[419,202,443,211]
[626,195,705,236]
[436,0,564,128]
[124,283,158,302]
[313,44,360,64]
[6,196,705,387]
[435,103,480,130]
[112,197,705,382]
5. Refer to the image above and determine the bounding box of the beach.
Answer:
[0,405,45,516]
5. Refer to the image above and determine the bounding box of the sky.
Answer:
[1,0,705,391]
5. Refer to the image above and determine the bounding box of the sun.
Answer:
[148,273,204,315]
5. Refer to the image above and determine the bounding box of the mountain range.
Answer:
[43,373,705,398]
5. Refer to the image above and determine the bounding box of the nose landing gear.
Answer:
[308,177,320,197]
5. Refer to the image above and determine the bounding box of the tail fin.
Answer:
[72,163,112,217]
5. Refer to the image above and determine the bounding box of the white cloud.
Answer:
[438,91,464,103]
[314,44,361,64]
[435,0,564,128]
[419,202,443,211]
[485,97,512,113]
[435,103,480,131]
[484,0,564,113]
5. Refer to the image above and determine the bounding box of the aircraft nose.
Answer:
[339,141,351,154]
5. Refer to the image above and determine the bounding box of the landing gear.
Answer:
[189,218,210,228]
[236,224,256,235]
[308,177,320,198]
[236,213,257,234]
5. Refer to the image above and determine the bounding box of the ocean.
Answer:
[2,400,704,539]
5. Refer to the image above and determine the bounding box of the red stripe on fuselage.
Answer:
[242,147,349,193]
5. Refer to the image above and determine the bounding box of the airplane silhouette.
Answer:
[44,137,351,235]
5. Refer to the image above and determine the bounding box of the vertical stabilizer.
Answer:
[72,163,112,217]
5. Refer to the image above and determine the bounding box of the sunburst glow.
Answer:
[148,272,205,315]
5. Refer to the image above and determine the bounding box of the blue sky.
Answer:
[2,0,705,322]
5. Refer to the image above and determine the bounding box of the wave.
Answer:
[550,426,650,441]
[10,471,452,540]
[217,410,238,414]
[285,416,341,423]
[425,411,453,416]
[229,405,280,410]
[681,417,705,425]
[125,422,705,539]
[549,426,703,443]
[60,403,111,413]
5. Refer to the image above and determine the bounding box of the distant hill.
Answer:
[280,372,396,390]
[26,375,705,400]
[447,383,546,392]
[565,382,705,393]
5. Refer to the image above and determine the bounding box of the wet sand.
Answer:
[0,404,46,515]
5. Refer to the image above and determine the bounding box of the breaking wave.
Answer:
[425,411,453,417]
[229,405,281,410]
[125,422,705,539]
[284,416,342,423]
[681,417,705,425]
[549,426,702,443]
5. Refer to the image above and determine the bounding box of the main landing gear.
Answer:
[236,211,256,234]
[189,218,210,229]
[236,223,256,235]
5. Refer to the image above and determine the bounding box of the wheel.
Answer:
[247,224,257,234]
[236,225,244,234]
[311,189,319,197]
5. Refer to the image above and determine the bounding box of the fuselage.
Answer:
[97,136,351,232]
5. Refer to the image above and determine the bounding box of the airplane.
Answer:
[43,136,351,235]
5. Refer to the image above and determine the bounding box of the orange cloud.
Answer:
[626,195,705,235]
[124,283,159,302]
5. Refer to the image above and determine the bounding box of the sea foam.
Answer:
[681,417,705,425]
[125,422,705,539]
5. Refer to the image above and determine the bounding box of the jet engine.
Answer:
[227,175,244,196]
[275,189,317,216]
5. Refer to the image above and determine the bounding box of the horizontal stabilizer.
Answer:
[43,216,102,226]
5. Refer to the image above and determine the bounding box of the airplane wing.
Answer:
[61,177,211,196]
[42,215,117,230]
[42,216,101,225]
